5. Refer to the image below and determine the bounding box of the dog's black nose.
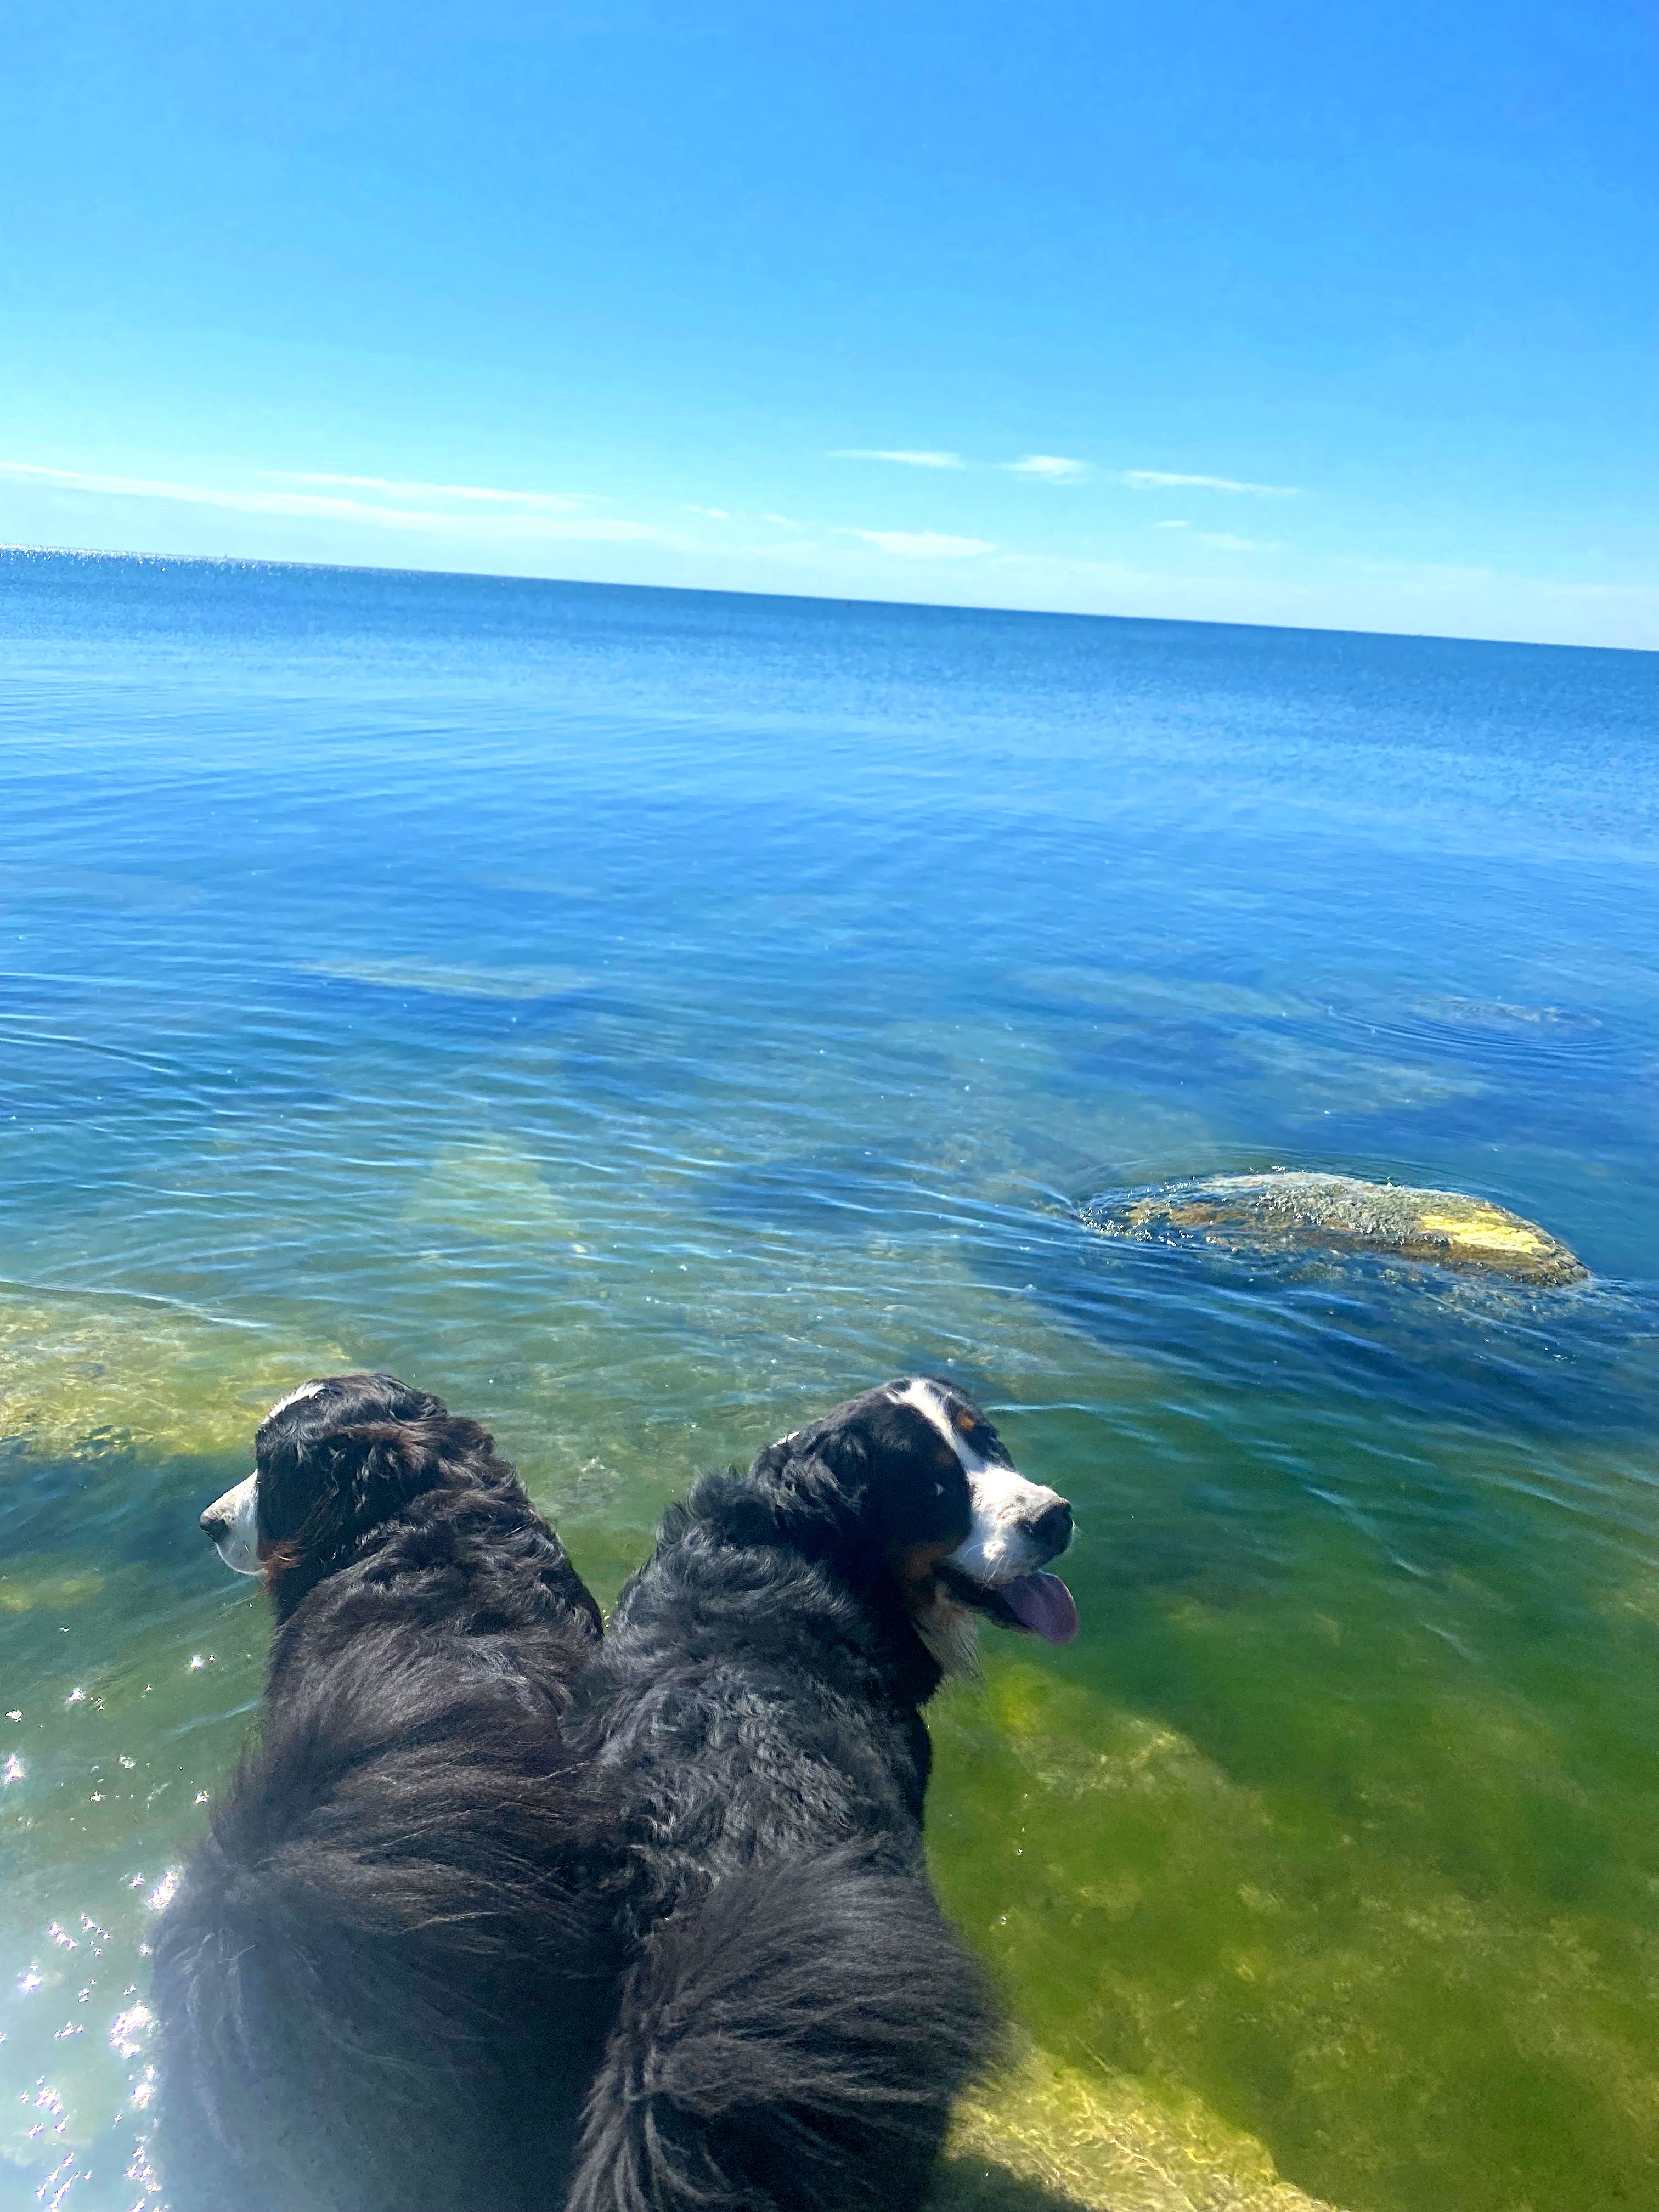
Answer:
[200,1509,228,1543]
[1025,1498,1073,1557]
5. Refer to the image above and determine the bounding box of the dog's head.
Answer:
[747,1375,1076,1673]
[199,1372,506,1619]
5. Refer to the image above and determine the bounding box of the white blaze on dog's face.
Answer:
[890,1379,1065,1579]
[199,1380,325,1577]
[890,1378,1078,1647]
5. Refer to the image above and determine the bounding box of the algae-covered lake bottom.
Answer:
[3,550,1658,2212]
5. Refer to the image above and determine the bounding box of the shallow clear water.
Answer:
[2,547,1657,2212]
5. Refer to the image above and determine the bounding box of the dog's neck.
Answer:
[871,1576,949,1709]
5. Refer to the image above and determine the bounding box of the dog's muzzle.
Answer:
[943,1481,1079,1645]
[201,1473,262,1576]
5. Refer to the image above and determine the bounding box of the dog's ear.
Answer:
[280,1419,447,1550]
[262,1418,454,1617]
[334,1419,450,1531]
[757,1420,873,1516]
[810,1420,872,1489]
[704,1419,877,1571]
[744,1420,886,1591]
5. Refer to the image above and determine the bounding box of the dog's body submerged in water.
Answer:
[155,1373,1076,2212]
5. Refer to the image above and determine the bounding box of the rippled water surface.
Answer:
[3,549,1657,2212]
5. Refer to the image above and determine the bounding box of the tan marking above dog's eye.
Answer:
[953,1410,977,1435]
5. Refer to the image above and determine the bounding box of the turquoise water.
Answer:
[2,547,1657,2211]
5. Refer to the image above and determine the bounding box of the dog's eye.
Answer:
[933,1481,944,1497]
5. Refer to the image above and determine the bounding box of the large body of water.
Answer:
[2,548,1657,2212]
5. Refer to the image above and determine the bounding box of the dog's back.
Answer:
[154,1627,608,2212]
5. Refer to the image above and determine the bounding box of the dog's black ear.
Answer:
[261,1417,459,1620]
[750,1421,887,1591]
[702,1419,878,1575]
[761,1420,873,1517]
[747,1434,799,1486]
[811,1419,872,1486]
[283,1420,447,1559]
[334,1419,452,1531]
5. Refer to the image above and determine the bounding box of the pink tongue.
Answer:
[1001,1571,1079,1645]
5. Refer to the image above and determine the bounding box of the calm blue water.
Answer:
[3,548,1657,2212]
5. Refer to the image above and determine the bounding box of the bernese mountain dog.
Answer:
[560,1373,1076,2212]
[151,1373,607,2212]
[153,1372,1076,2212]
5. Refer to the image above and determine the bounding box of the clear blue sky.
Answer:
[4,1,1655,645]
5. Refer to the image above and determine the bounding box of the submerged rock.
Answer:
[0,1284,349,1463]
[1084,1172,1585,1287]
[938,2042,1340,2212]
[306,956,594,1000]
[0,1557,105,1611]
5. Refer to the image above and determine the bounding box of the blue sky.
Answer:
[3,0,1655,646]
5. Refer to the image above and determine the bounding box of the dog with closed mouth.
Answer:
[152,1372,606,2212]
[561,1373,1076,2212]
[155,1370,1077,2212]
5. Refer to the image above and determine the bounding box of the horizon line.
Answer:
[0,538,1646,659]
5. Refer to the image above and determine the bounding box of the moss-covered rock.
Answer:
[0,1282,349,1462]
[1084,1172,1584,1286]
[938,2044,1340,2212]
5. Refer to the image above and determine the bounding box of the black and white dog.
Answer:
[155,1372,1076,2212]
[152,1373,606,2212]
[561,1374,1077,2212]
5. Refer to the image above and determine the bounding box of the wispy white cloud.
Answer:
[830,449,967,470]
[1004,454,1090,483]
[267,470,587,512]
[1148,515,1274,549]
[0,459,672,541]
[761,513,804,528]
[847,528,995,560]
[1121,470,1299,496]
[1,459,452,526]
[682,504,730,518]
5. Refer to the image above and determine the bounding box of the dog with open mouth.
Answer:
[561,1373,1077,2212]
[152,1373,606,2212]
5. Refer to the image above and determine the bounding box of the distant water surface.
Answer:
[2,549,1657,2212]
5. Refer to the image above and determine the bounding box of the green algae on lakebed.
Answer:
[928,1579,1659,2212]
[0,1282,351,1464]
